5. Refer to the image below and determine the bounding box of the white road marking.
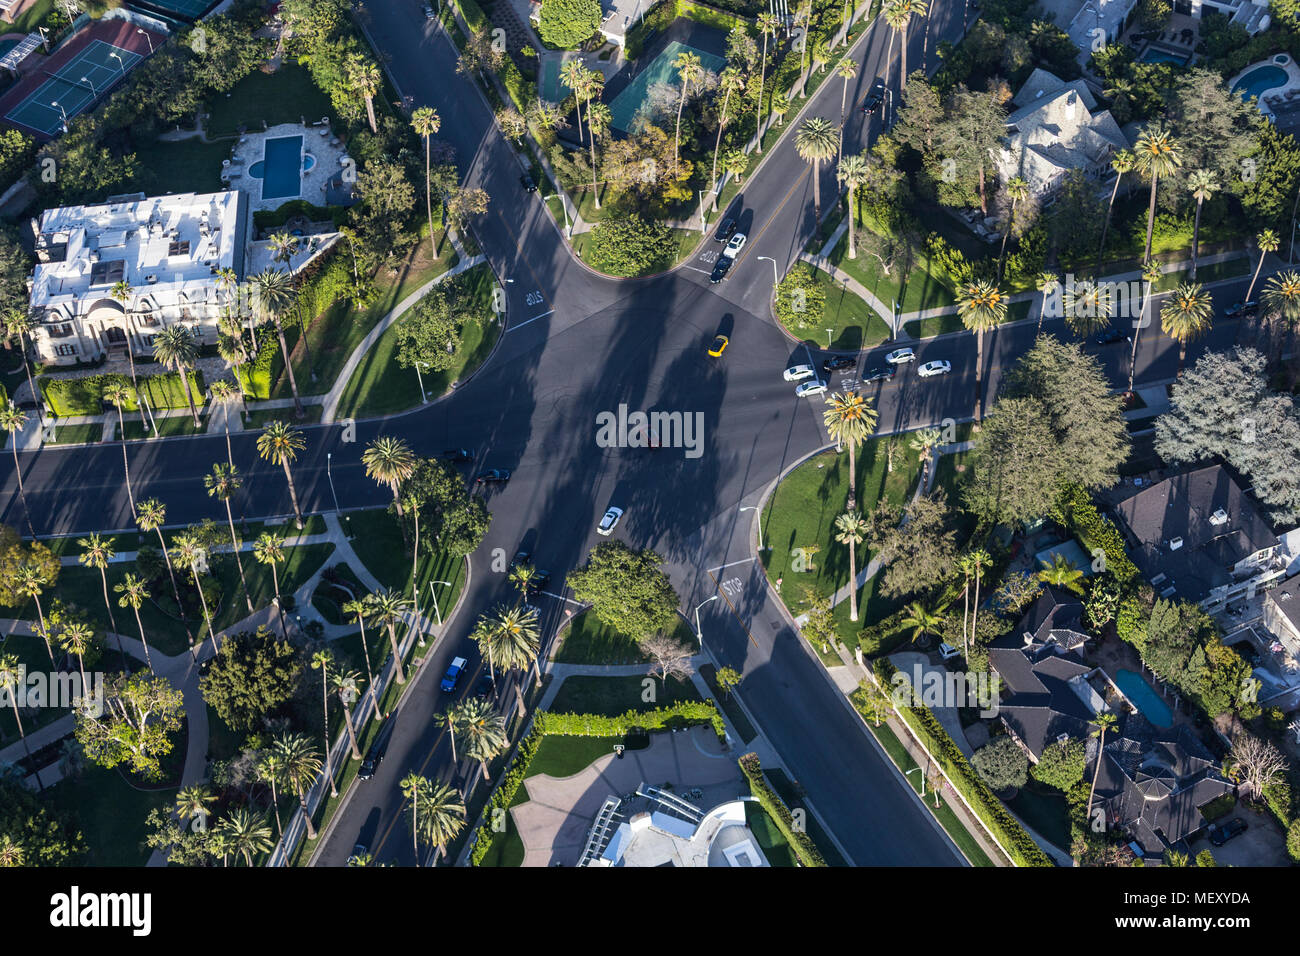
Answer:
[705,557,757,574]
[508,309,554,332]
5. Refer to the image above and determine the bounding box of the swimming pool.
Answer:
[1114,669,1173,727]
[1233,64,1288,103]
[250,134,305,201]
[1140,47,1187,66]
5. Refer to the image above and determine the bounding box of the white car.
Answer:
[917,360,952,378]
[885,347,916,364]
[597,506,624,535]
[783,364,816,382]
[794,380,827,398]
[722,232,747,259]
[422,4,435,18]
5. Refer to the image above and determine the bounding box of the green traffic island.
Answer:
[698,662,757,744]
[775,261,894,350]
[550,609,698,665]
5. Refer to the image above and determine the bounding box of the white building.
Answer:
[28,190,248,367]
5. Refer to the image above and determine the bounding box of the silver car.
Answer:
[783,364,816,382]
[794,380,827,397]
[597,506,624,535]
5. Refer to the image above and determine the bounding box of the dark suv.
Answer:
[713,217,737,243]
[862,78,886,114]
[358,716,395,780]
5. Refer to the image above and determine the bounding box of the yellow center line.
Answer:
[705,569,761,650]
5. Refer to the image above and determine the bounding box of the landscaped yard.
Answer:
[828,226,958,317]
[546,674,702,716]
[551,611,697,665]
[206,64,334,137]
[781,263,893,351]
[342,508,466,621]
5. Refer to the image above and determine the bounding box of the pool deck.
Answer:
[224,121,354,213]
[1229,56,1300,121]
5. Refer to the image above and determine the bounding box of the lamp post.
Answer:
[80,75,98,99]
[51,100,68,131]
[109,52,124,77]
[825,329,834,349]
[137,29,155,55]
[906,765,927,797]
[544,191,571,237]
[757,255,779,287]
[693,594,720,653]
[739,505,768,551]
[414,361,428,404]
[325,452,341,514]
[427,580,453,628]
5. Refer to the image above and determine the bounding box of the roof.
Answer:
[1017,586,1089,649]
[1268,574,1300,635]
[1034,0,1137,59]
[1112,465,1279,602]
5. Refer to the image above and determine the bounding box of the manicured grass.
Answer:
[904,299,1033,339]
[699,662,757,744]
[335,263,500,419]
[205,63,335,137]
[546,674,702,716]
[243,405,324,428]
[1008,782,1073,851]
[526,733,648,780]
[1,0,54,36]
[210,541,336,632]
[0,633,73,742]
[1154,255,1252,292]
[781,264,893,351]
[47,422,101,445]
[745,799,798,866]
[933,449,972,502]
[551,611,696,665]
[140,137,228,196]
[828,225,957,317]
[342,508,466,617]
[120,414,205,440]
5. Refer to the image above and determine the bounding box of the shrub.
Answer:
[1030,737,1086,791]
[738,752,828,866]
[972,735,1029,792]
[253,199,349,231]
[538,0,602,49]
[774,262,827,329]
[500,59,538,115]
[450,0,490,32]
[238,327,279,400]
[1288,818,1300,863]
[1056,484,1139,582]
[584,216,678,276]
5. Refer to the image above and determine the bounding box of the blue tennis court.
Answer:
[5,39,142,136]
[608,41,726,133]
[250,135,305,201]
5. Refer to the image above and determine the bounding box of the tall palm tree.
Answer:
[252,268,304,419]
[1097,149,1134,271]
[884,0,927,89]
[1160,281,1213,374]
[454,697,507,783]
[900,599,946,644]
[835,56,859,160]
[332,669,365,761]
[0,406,35,538]
[708,68,746,212]
[955,553,976,655]
[363,436,416,516]
[273,732,323,840]
[1245,228,1280,302]
[822,392,878,509]
[15,562,54,666]
[257,749,287,838]
[559,58,589,148]
[671,50,704,172]
[57,621,93,686]
[205,463,254,614]
[217,316,252,398]
[1084,710,1118,832]
[404,775,465,864]
[310,650,338,798]
[1126,261,1162,394]
[257,421,306,529]
[956,279,1007,420]
[254,533,289,638]
[1133,123,1182,264]
[754,12,781,152]
[348,54,382,133]
[218,808,273,866]
[412,106,442,245]
[769,92,791,127]
[0,834,24,866]
[174,532,217,656]
[966,547,991,652]
[833,511,867,622]
[2,309,43,426]
[997,176,1029,283]
[1186,168,1219,280]
[101,379,138,518]
[796,116,839,221]
[150,324,202,427]
[343,595,379,709]
[208,380,241,468]
[108,279,153,435]
[838,153,869,259]
[1035,272,1060,336]
[370,589,412,685]
[480,604,540,711]
[400,773,432,864]
[1063,279,1115,338]
[77,533,126,666]
[0,653,36,787]
[587,101,611,211]
[176,784,217,832]
[1261,269,1300,368]
[136,497,190,639]
[114,573,154,672]
[1036,553,1085,594]
[793,0,813,95]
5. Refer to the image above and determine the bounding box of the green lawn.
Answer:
[342,508,467,618]
[311,563,367,625]
[828,225,958,316]
[1,0,54,36]
[745,799,798,866]
[552,611,697,665]
[1008,783,1073,851]
[47,422,101,445]
[206,63,335,137]
[139,137,227,196]
[781,264,893,351]
[546,674,702,716]
[243,405,324,428]
[120,414,206,440]
[762,767,849,866]
[334,263,499,419]
[904,299,1033,339]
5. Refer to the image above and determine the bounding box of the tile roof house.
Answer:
[997,69,1128,198]
[1111,465,1286,610]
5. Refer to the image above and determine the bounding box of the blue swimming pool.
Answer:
[1140,47,1187,66]
[251,134,305,200]
[1114,669,1173,727]
[1233,65,1288,103]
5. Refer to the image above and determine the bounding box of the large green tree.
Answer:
[538,0,602,49]
[399,458,491,557]
[567,541,680,639]
[199,626,301,732]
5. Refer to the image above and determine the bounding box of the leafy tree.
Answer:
[865,492,958,598]
[716,666,742,697]
[775,262,828,329]
[972,735,1028,791]
[75,672,184,780]
[1031,737,1087,791]
[583,216,678,276]
[1240,123,1300,233]
[0,773,84,865]
[394,286,470,375]
[0,527,59,608]
[964,396,1062,525]
[399,458,491,557]
[567,541,679,639]
[537,0,602,49]
[199,626,300,732]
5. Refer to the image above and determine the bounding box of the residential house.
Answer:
[1035,0,1138,65]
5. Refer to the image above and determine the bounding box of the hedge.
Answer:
[738,752,828,867]
[501,58,538,115]
[874,659,1055,867]
[253,199,350,232]
[237,327,278,400]
[450,0,489,32]
[293,249,353,330]
[468,724,542,866]
[1056,484,1139,583]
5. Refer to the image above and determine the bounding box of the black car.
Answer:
[709,256,733,284]
[862,365,897,383]
[713,217,736,243]
[510,549,532,572]
[358,717,395,780]
[473,672,496,700]
[475,468,511,484]
[1225,299,1258,318]
[822,355,856,373]
[441,448,473,463]
[520,174,538,193]
[1094,327,1130,346]
[862,78,886,114]
[1208,817,1247,846]
[530,568,552,591]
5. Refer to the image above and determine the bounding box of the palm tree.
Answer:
[57,621,93,686]
[723,148,748,184]
[403,775,465,864]
[671,50,704,171]
[884,0,927,89]
[208,380,242,468]
[454,697,507,783]
[257,421,307,529]
[956,279,1008,420]
[310,650,338,798]
[833,512,867,621]
[1186,168,1219,280]
[332,669,365,760]
[1132,123,1182,264]
[412,106,442,246]
[1127,260,1162,394]
[754,12,781,152]
[217,316,252,399]
[77,533,126,666]
[101,379,138,518]
[1036,553,1085,594]
[0,834,23,866]
[0,405,35,538]
[273,732,323,840]
[1160,281,1213,374]
[955,553,976,655]
[708,68,746,212]
[1097,149,1134,271]
[343,595,378,710]
[16,562,54,666]
[997,176,1029,282]
[174,532,217,656]
[2,309,42,426]
[251,268,304,419]
[1084,710,1118,831]
[370,589,412,685]
[587,101,611,212]
[900,599,946,644]
[1261,269,1300,369]
[559,58,589,148]
[362,436,416,515]
[822,392,878,509]
[1245,228,1280,302]
[257,749,287,837]
[253,533,289,638]
[1035,272,1059,336]
[909,426,942,466]
[966,548,991,652]
[150,324,202,427]
[835,56,859,160]
[838,153,869,259]
[400,773,433,864]
[176,785,217,832]
[479,604,540,710]
[795,117,839,221]
[1063,279,1115,338]
[218,808,273,867]
[205,463,254,614]
[0,653,36,787]
[348,54,382,133]
[114,573,154,672]
[770,92,791,127]
[136,497,190,639]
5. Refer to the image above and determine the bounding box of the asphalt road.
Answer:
[0,2,1263,867]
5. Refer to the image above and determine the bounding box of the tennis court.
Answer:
[608,41,726,133]
[5,39,143,136]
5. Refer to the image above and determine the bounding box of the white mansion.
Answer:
[27,190,249,367]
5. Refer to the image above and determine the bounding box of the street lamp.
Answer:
[825,329,834,349]
[906,765,927,797]
[50,100,68,130]
[80,75,98,98]
[697,186,720,235]
[757,255,779,287]
[693,595,720,652]
[543,191,571,237]
[414,361,428,404]
[325,452,341,514]
[426,580,453,628]
[739,505,768,551]
[137,28,155,55]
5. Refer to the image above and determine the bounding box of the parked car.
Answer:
[520,174,538,193]
[862,365,897,383]
[347,844,369,865]
[1094,327,1129,345]
[713,217,737,243]
[708,334,729,357]
[358,717,395,780]
[440,656,468,693]
[821,354,857,373]
[474,469,511,484]
[917,360,953,378]
[1225,299,1258,318]
[1208,817,1248,846]
[422,4,435,19]
[783,364,816,382]
[529,568,552,591]
[885,347,916,364]
[709,256,733,284]
[722,232,747,259]
[441,448,473,463]
[862,78,886,114]
[510,549,532,571]
[597,506,624,536]
[473,672,496,700]
[795,380,827,397]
